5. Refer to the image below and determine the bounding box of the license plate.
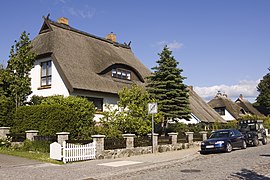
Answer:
[206,145,214,148]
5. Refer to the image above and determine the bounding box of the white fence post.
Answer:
[50,142,62,160]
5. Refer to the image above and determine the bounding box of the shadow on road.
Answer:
[230,169,270,180]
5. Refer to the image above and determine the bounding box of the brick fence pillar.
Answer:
[168,132,178,145]
[92,135,105,157]
[186,132,194,144]
[0,127,10,140]
[56,132,70,145]
[122,134,136,149]
[199,131,208,141]
[25,130,39,141]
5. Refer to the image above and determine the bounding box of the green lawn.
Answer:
[0,147,63,164]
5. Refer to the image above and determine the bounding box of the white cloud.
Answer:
[65,5,95,19]
[155,40,183,50]
[194,79,260,103]
[167,41,183,50]
[57,0,66,3]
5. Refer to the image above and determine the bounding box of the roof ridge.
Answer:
[46,18,131,49]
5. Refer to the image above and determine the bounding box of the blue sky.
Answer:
[1,0,269,102]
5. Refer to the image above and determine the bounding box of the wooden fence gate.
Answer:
[50,141,96,163]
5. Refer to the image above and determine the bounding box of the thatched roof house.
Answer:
[188,87,226,123]
[32,17,150,95]
[235,94,264,116]
[29,16,226,123]
[208,92,246,121]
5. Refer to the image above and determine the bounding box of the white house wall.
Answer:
[72,91,119,122]
[29,57,69,100]
[221,109,235,121]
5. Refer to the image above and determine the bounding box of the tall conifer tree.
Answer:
[147,46,191,120]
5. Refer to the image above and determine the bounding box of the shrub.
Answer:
[21,140,51,153]
[12,104,77,137]
[0,95,15,126]
[41,95,96,139]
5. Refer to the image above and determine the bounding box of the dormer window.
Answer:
[112,68,131,80]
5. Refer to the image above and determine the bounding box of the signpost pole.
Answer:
[148,102,157,154]
[152,113,154,153]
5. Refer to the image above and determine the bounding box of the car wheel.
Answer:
[200,151,207,155]
[262,136,267,145]
[253,137,259,146]
[242,140,247,149]
[226,142,232,153]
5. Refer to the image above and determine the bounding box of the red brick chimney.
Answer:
[57,17,69,25]
[106,32,116,42]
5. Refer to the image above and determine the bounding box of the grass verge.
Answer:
[0,147,63,164]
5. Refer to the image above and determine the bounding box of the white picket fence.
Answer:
[50,141,96,163]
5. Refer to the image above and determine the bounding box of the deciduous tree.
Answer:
[255,68,270,115]
[6,31,36,108]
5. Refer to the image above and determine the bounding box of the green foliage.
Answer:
[0,94,15,126]
[256,68,270,115]
[40,95,96,139]
[29,95,46,105]
[0,139,11,148]
[147,46,191,120]
[12,105,77,137]
[5,31,36,108]
[98,84,161,137]
[20,140,51,153]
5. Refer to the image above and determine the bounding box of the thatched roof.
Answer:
[235,95,264,116]
[32,17,151,94]
[208,93,245,119]
[188,87,226,123]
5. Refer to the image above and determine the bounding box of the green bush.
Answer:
[12,104,77,137]
[0,95,15,126]
[21,140,50,153]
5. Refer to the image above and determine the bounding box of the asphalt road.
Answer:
[0,143,270,180]
[102,144,270,180]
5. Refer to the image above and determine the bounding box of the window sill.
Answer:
[38,86,51,90]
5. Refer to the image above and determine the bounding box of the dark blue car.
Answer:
[200,129,247,154]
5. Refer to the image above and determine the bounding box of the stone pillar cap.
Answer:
[0,127,11,129]
[147,133,159,136]
[91,134,106,138]
[185,132,194,134]
[168,132,178,135]
[199,131,208,133]
[25,130,39,133]
[122,134,136,137]
[56,132,70,135]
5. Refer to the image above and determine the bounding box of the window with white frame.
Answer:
[112,68,131,80]
[41,61,52,86]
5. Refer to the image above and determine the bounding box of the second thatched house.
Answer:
[235,94,263,116]
[208,92,246,121]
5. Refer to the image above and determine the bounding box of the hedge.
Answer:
[12,104,93,139]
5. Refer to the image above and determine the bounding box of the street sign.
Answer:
[148,102,158,153]
[148,103,158,114]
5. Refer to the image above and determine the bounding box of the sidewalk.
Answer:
[0,145,200,180]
